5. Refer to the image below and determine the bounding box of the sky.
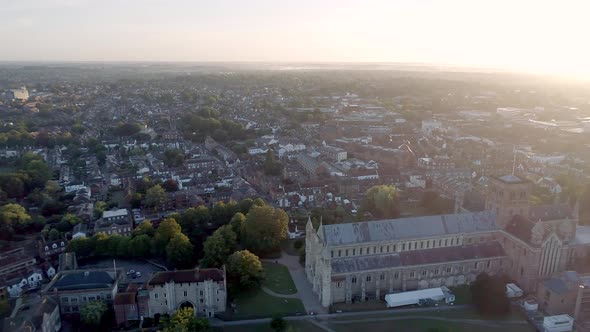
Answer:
[1,0,589,77]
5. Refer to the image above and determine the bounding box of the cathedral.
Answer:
[305,174,590,308]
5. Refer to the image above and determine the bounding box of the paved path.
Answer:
[328,315,530,328]
[263,251,327,314]
[212,304,470,326]
[260,286,300,299]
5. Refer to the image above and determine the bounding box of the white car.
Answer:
[136,271,142,277]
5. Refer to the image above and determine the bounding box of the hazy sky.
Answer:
[1,0,589,77]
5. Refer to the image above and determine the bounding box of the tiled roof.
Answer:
[322,211,497,246]
[331,242,506,274]
[53,271,115,291]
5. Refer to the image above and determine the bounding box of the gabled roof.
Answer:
[321,211,497,246]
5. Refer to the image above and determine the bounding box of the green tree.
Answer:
[362,185,400,219]
[264,150,281,176]
[80,300,107,326]
[166,233,194,268]
[154,218,182,255]
[94,201,107,219]
[164,149,185,167]
[133,220,155,237]
[163,307,211,332]
[145,184,166,209]
[229,212,246,239]
[241,205,288,255]
[0,203,31,238]
[200,225,237,267]
[238,198,254,214]
[48,228,61,241]
[226,250,264,289]
[67,237,96,257]
[179,206,210,238]
[270,316,287,332]
[130,234,152,257]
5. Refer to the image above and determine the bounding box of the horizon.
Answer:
[1,0,589,79]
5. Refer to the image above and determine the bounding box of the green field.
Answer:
[225,287,305,320]
[262,262,297,295]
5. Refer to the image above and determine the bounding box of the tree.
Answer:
[163,307,211,332]
[200,225,237,267]
[130,234,152,257]
[164,149,185,167]
[80,300,107,326]
[162,178,179,192]
[67,237,96,257]
[154,218,182,255]
[179,206,210,238]
[420,191,453,215]
[166,233,194,268]
[133,220,155,237]
[270,316,287,332]
[471,273,510,317]
[226,250,264,289]
[94,201,107,219]
[145,184,166,209]
[264,150,282,176]
[362,185,400,219]
[211,201,238,227]
[241,205,288,255]
[238,198,254,214]
[0,203,31,238]
[229,212,246,239]
[48,228,61,241]
[0,299,10,318]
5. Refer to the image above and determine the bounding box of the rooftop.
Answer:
[51,270,116,291]
[148,268,224,286]
[497,174,526,184]
[103,208,128,219]
[331,242,506,274]
[321,211,497,246]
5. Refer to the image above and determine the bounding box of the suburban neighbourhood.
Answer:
[0,63,589,332]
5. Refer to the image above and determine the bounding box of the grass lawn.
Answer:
[218,321,324,332]
[224,287,305,320]
[262,262,297,295]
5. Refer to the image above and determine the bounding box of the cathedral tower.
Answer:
[485,174,532,228]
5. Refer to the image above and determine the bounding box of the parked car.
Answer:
[136,271,142,277]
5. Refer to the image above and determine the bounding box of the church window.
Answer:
[487,261,491,268]
[380,273,385,280]
[420,242,424,249]
[336,282,342,288]
[338,250,342,257]
[386,245,390,253]
[434,268,439,275]
[446,267,452,273]
[184,291,188,297]
[438,239,442,247]
[352,276,357,284]
[450,238,454,246]
[353,248,356,255]
[520,191,526,198]
[422,270,427,276]
[426,241,430,249]
[366,275,372,282]
[393,244,397,251]
[373,247,377,254]
[520,267,524,276]
[468,238,472,244]
[380,246,383,253]
[200,290,203,296]
[345,249,349,256]
[402,243,406,251]
[445,239,448,246]
[360,248,363,255]
[394,272,399,279]
[331,251,334,258]
[474,262,478,269]
[409,272,415,278]
[154,294,159,299]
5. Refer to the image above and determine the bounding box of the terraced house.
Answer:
[306,174,590,307]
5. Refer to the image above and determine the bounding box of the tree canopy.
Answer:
[80,300,107,326]
[471,273,510,317]
[200,225,237,268]
[241,205,288,255]
[362,185,400,219]
[226,250,264,290]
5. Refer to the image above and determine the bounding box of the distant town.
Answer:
[0,64,589,332]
